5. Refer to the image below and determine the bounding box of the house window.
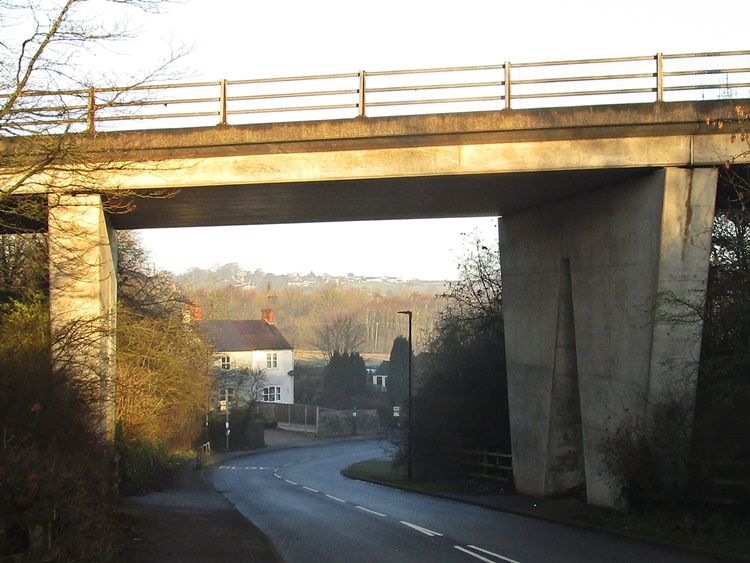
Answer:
[266,352,278,369]
[263,386,281,402]
[220,355,231,370]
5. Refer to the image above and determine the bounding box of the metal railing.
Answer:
[3,50,749,133]
[195,440,211,469]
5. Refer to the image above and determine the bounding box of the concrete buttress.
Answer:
[499,167,717,507]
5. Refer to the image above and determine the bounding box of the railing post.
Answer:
[87,87,96,132]
[219,79,228,125]
[504,62,512,110]
[656,53,664,102]
[358,70,366,117]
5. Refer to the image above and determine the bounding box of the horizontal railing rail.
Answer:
[196,440,211,469]
[2,50,749,134]
[460,449,513,484]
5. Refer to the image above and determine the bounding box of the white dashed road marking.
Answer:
[455,545,521,563]
[355,506,386,517]
[400,521,443,537]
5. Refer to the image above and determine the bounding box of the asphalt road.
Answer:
[211,440,719,563]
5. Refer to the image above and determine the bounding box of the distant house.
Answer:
[372,360,389,391]
[198,309,295,405]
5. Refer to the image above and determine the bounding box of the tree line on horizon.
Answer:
[180,264,446,356]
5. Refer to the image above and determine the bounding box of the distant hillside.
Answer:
[174,262,451,293]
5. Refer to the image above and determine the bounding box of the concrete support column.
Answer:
[48,194,117,441]
[499,167,717,507]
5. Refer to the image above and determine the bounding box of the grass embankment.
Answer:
[343,458,750,561]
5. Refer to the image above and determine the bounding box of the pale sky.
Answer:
[124,0,746,280]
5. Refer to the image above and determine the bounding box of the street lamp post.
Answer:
[398,310,413,480]
[223,387,231,451]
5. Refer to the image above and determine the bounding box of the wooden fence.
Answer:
[257,402,319,432]
[689,459,750,506]
[460,449,513,485]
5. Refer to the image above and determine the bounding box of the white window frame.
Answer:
[266,352,278,369]
[220,355,231,370]
[263,386,281,402]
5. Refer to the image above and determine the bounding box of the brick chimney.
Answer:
[261,308,275,324]
[186,302,202,322]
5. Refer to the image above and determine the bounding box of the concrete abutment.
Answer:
[48,194,117,441]
[499,167,717,507]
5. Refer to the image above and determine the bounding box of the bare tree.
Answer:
[213,367,267,411]
[0,1,189,441]
[116,307,214,449]
[312,312,366,360]
[117,230,186,317]
[441,229,503,330]
[0,0,189,230]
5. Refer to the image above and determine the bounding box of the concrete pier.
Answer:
[499,167,717,506]
[48,194,118,440]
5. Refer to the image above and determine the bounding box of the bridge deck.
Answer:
[97,100,746,230]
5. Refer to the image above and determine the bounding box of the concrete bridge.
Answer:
[8,51,750,507]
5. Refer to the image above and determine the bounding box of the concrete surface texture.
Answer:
[499,167,717,507]
[47,193,117,441]
[96,101,740,230]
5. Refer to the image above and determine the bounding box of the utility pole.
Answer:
[398,310,413,480]
[222,387,231,451]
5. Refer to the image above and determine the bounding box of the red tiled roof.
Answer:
[197,320,293,352]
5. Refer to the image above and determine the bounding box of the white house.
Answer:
[198,309,295,404]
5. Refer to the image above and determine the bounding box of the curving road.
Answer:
[211,440,719,563]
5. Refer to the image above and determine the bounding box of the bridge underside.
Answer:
[109,168,654,230]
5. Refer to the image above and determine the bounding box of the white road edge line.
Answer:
[303,486,319,493]
[468,545,521,563]
[285,480,298,485]
[400,521,443,537]
[356,506,386,517]
[326,494,346,503]
[273,473,282,479]
[454,546,496,563]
